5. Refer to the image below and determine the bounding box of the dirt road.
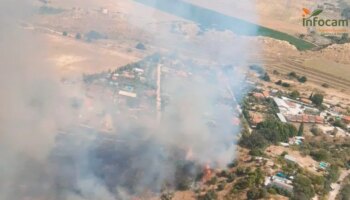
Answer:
[328,169,350,200]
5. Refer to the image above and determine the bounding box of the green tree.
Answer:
[298,123,304,136]
[240,132,268,150]
[290,90,300,99]
[339,184,350,200]
[311,93,324,106]
[261,73,271,82]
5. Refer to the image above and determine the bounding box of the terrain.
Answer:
[2,0,350,199]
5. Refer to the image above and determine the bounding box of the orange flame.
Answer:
[302,8,310,17]
[202,164,212,182]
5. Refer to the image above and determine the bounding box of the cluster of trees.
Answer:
[339,184,350,200]
[240,119,298,153]
[275,80,291,88]
[288,72,308,83]
[231,167,266,199]
[198,166,267,200]
[292,175,315,200]
[247,187,267,199]
[256,119,298,143]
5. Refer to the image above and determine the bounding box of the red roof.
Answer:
[302,115,308,122]
[343,116,350,122]
[285,114,324,124]
[262,91,270,98]
[300,98,312,104]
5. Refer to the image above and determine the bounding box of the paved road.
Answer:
[328,169,350,200]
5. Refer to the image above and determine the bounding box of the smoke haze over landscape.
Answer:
[0,0,258,199]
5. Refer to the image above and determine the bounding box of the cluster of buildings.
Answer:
[247,87,350,135]
[273,96,325,124]
[265,172,294,193]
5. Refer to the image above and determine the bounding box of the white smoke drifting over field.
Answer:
[0,0,258,199]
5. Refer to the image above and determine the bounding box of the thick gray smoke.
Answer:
[0,0,258,199]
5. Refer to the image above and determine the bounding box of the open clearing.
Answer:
[44,34,143,78]
[304,58,350,82]
[266,145,320,175]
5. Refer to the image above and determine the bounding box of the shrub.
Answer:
[298,76,307,83]
[289,72,298,78]
[282,82,291,87]
[227,173,236,183]
[310,125,323,136]
[310,149,330,161]
[217,182,226,191]
[198,190,217,200]
[234,178,249,190]
[290,90,300,99]
[75,33,82,40]
[322,83,329,88]
[135,42,146,50]
[261,73,271,82]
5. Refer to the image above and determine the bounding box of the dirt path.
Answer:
[328,169,350,200]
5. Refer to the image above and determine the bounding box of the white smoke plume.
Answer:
[0,0,259,199]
